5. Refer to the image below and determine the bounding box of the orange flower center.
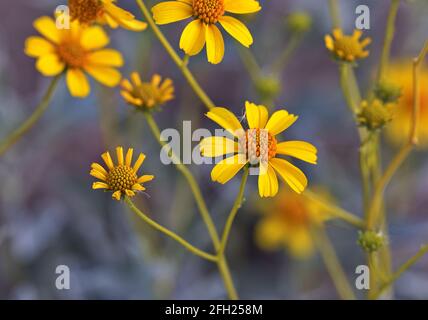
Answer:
[57,41,87,68]
[192,0,225,24]
[68,0,103,24]
[239,129,277,165]
[107,165,137,192]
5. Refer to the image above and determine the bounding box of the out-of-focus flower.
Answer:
[385,62,428,147]
[255,188,330,258]
[357,99,395,131]
[25,16,123,98]
[286,12,312,34]
[120,72,174,110]
[324,29,371,63]
[200,102,317,197]
[91,147,154,201]
[152,0,261,64]
[68,0,147,31]
[254,74,281,100]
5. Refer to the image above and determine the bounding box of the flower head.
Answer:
[91,146,154,200]
[357,99,395,131]
[199,102,317,197]
[120,72,175,110]
[325,29,371,63]
[25,16,123,98]
[255,188,330,258]
[152,0,261,64]
[68,0,147,31]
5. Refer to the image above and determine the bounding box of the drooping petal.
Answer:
[133,153,146,173]
[276,141,318,164]
[101,151,114,169]
[112,190,122,200]
[205,24,224,64]
[92,182,109,189]
[125,148,134,167]
[36,54,65,76]
[258,164,279,197]
[245,101,268,129]
[152,1,193,25]
[265,110,298,136]
[206,107,244,136]
[125,189,136,197]
[224,0,261,14]
[66,68,90,98]
[84,65,122,87]
[114,17,148,31]
[33,16,61,44]
[219,16,253,47]
[81,26,110,50]
[86,49,124,67]
[269,158,308,194]
[199,136,237,157]
[211,154,247,184]
[180,20,206,56]
[24,36,55,57]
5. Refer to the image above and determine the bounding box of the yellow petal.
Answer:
[121,79,133,91]
[180,20,206,56]
[33,16,61,44]
[265,110,298,136]
[92,182,109,189]
[116,146,124,165]
[224,0,261,14]
[255,217,286,251]
[131,72,142,86]
[132,184,146,191]
[113,16,148,31]
[324,35,334,51]
[87,49,124,67]
[101,151,114,169]
[36,54,65,76]
[269,158,308,194]
[245,101,268,129]
[206,107,244,136]
[66,68,90,98]
[133,153,146,173]
[25,36,55,57]
[276,141,318,164]
[125,189,136,197]
[211,154,247,184]
[91,163,108,176]
[200,136,237,157]
[137,175,154,183]
[125,148,134,167]
[112,190,122,200]
[84,65,122,87]
[205,24,224,64]
[288,226,314,259]
[258,165,279,197]
[81,26,110,50]
[103,1,134,20]
[152,1,193,25]
[90,169,107,181]
[219,16,253,47]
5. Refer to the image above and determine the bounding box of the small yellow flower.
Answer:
[25,16,123,98]
[120,72,175,110]
[68,0,147,31]
[152,0,261,64]
[255,188,330,259]
[91,146,154,201]
[199,102,317,197]
[324,28,371,63]
[357,99,394,131]
[384,61,428,147]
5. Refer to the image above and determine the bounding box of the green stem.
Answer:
[125,197,218,262]
[0,75,60,157]
[328,0,341,29]
[272,34,303,73]
[136,0,215,110]
[219,167,249,255]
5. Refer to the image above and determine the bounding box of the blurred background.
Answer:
[0,0,427,299]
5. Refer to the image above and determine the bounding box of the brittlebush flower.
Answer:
[384,62,428,147]
[69,0,147,31]
[200,102,317,197]
[25,16,123,98]
[324,29,371,63]
[152,0,261,64]
[255,189,330,259]
[120,72,175,110]
[91,147,154,200]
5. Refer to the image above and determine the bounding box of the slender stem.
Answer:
[125,197,217,262]
[237,46,262,84]
[0,75,60,157]
[272,33,303,73]
[136,0,215,110]
[303,190,365,228]
[219,167,249,255]
[328,0,341,29]
[313,225,356,300]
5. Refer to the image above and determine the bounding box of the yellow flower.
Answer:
[68,0,147,31]
[120,72,175,110]
[90,146,154,201]
[25,16,123,98]
[152,0,261,64]
[200,102,317,197]
[254,188,330,259]
[384,61,428,147]
[324,29,371,63]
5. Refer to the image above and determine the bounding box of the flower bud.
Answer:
[357,230,385,253]
[286,12,312,34]
[357,99,394,131]
[374,81,402,104]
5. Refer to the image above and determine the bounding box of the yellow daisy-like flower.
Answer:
[91,146,154,201]
[68,0,147,31]
[384,61,428,147]
[324,28,371,63]
[200,102,318,197]
[255,188,330,259]
[25,16,123,98]
[120,72,175,110]
[152,0,261,64]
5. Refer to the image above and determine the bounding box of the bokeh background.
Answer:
[0,0,427,299]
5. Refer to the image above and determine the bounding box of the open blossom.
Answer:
[152,0,261,64]
[25,16,123,98]
[325,29,371,63]
[200,102,317,197]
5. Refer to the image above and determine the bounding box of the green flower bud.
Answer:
[357,230,385,253]
[255,75,281,100]
[286,12,312,34]
[357,99,394,131]
[374,81,402,104]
